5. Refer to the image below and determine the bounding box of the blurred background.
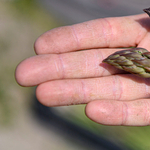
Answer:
[1,0,150,149]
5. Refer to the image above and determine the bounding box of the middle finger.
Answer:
[17,48,125,86]
[36,75,150,106]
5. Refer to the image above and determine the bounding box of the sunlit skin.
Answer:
[15,13,150,126]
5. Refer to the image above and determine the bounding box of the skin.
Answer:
[15,13,150,126]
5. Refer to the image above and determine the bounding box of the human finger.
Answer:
[86,99,150,126]
[15,48,125,86]
[34,14,149,54]
[36,75,150,106]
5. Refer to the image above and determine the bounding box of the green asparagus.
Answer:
[102,8,150,78]
[103,48,150,78]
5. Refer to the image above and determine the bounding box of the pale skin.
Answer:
[15,13,150,126]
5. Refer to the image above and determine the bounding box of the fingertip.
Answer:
[85,100,97,120]
[85,100,122,125]
[36,84,49,106]
[15,56,40,87]
[85,100,109,124]
[34,33,48,55]
[34,26,80,54]
[36,82,61,107]
[15,60,30,87]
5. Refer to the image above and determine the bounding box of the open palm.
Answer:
[16,13,150,126]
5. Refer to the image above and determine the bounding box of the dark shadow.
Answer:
[136,17,150,32]
[31,95,131,150]
[100,62,128,76]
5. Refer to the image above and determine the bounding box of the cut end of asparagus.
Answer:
[143,7,150,17]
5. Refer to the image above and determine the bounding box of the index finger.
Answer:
[34,14,148,54]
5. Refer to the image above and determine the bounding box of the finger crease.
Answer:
[112,75,122,100]
[102,18,114,47]
[85,53,88,75]
[81,80,86,103]
[70,25,80,49]
[98,50,105,76]
[54,58,59,73]
[121,102,128,125]
[58,54,65,78]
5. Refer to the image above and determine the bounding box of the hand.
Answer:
[15,13,150,126]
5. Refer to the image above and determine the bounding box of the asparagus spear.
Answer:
[102,8,150,78]
[103,48,150,78]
